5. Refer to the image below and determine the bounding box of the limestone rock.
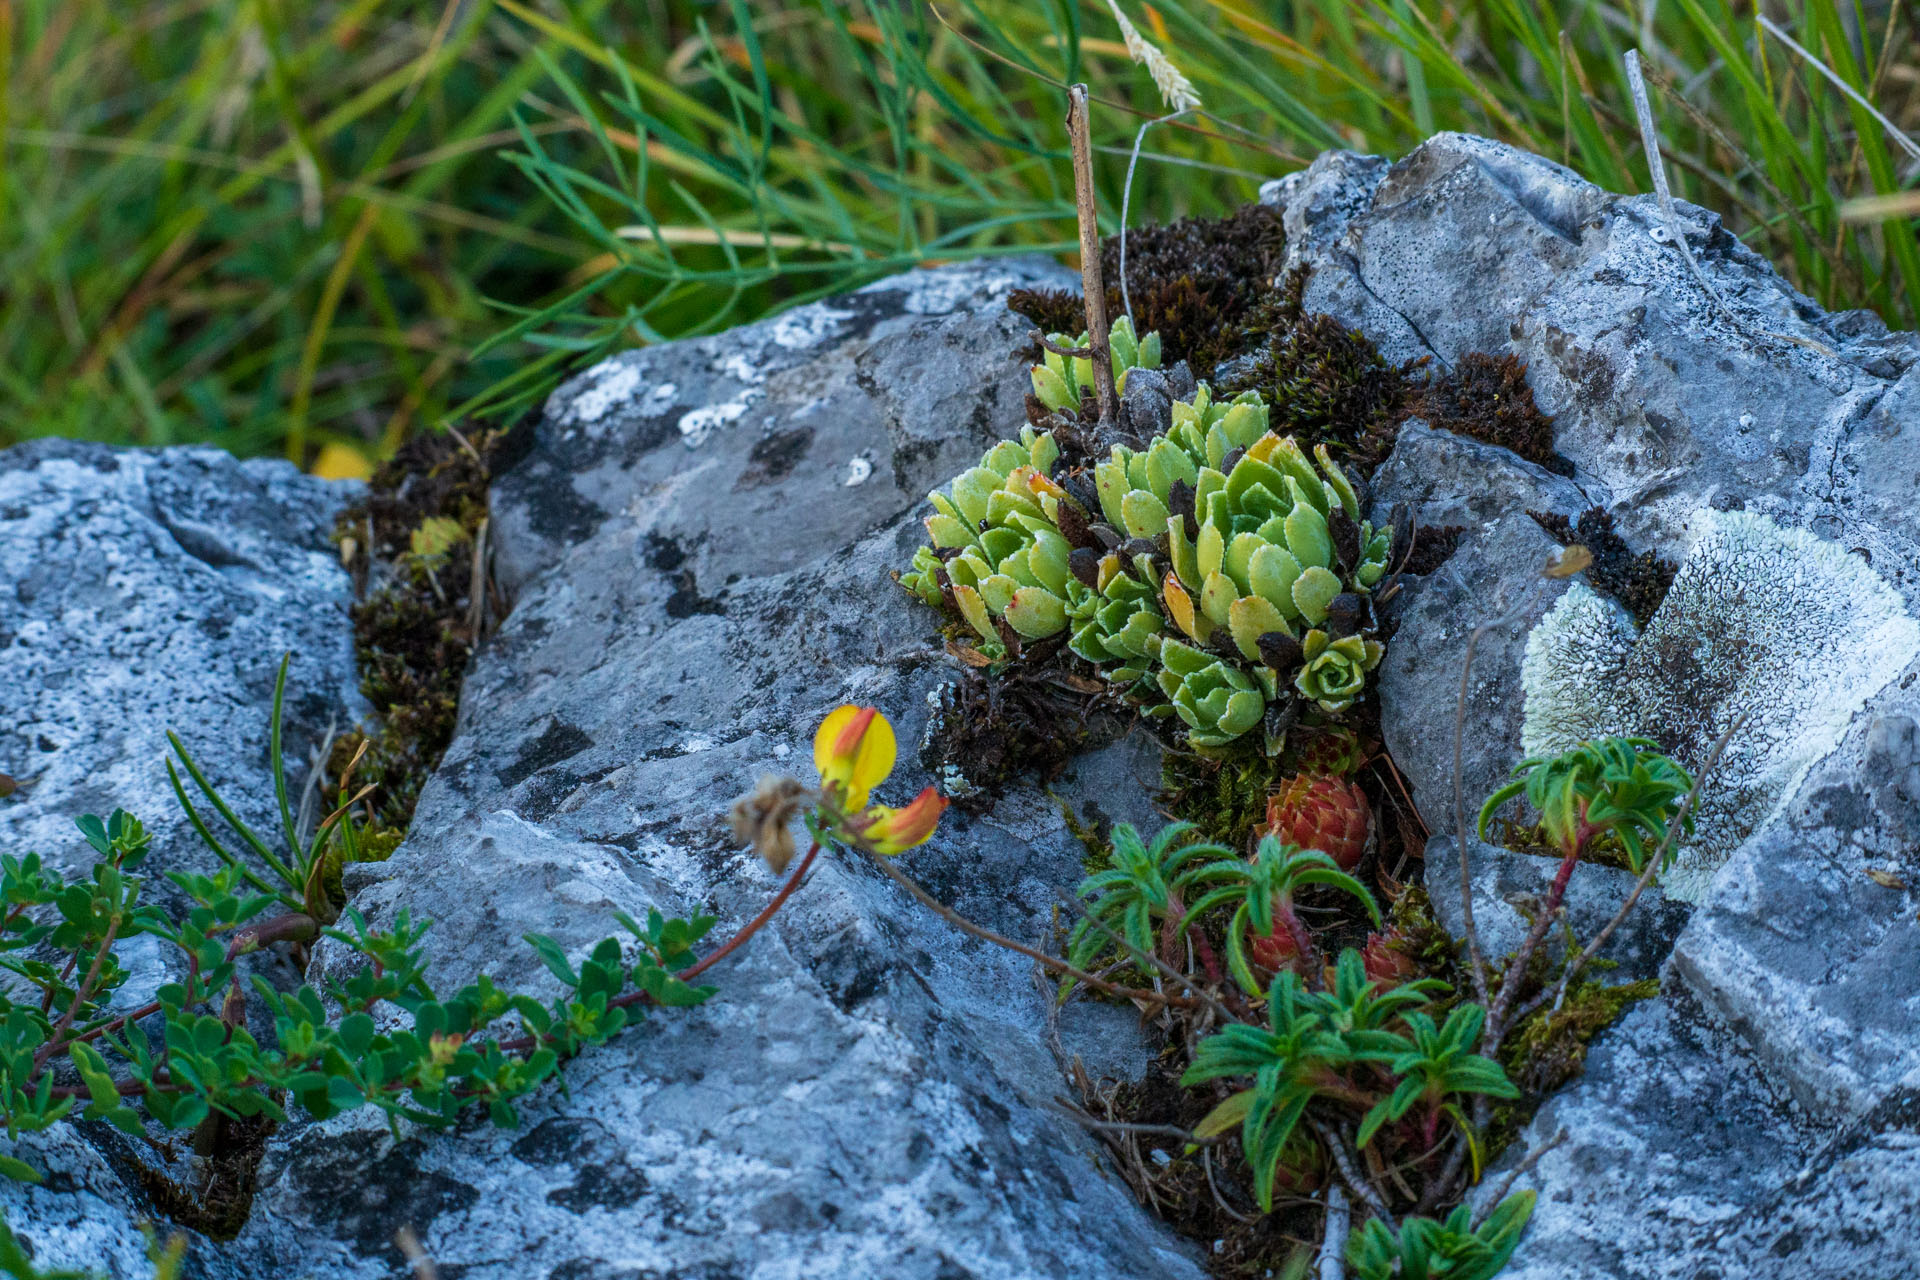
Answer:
[1424,837,1687,984]
[0,439,362,1278]
[240,259,1205,1280]
[1370,419,1598,833]
[1274,132,1920,1278]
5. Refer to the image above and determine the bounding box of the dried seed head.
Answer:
[1545,544,1594,578]
[729,775,812,873]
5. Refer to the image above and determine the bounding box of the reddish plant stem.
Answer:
[35,916,121,1071]
[680,841,820,983]
[1187,920,1225,987]
[489,841,826,1056]
[864,848,1201,1010]
[1277,899,1320,979]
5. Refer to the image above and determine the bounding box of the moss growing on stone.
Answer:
[1220,269,1421,478]
[919,657,1129,815]
[1009,203,1287,381]
[1528,505,1675,627]
[1414,352,1570,475]
[1158,749,1286,850]
[1502,977,1659,1098]
[331,426,506,839]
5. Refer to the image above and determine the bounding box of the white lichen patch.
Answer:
[770,304,853,350]
[1521,509,1920,901]
[676,393,757,447]
[842,454,873,487]
[568,360,642,425]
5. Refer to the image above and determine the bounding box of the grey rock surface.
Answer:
[0,440,361,883]
[1272,132,1920,1277]
[0,439,362,1277]
[1370,419,1596,832]
[234,260,1205,1280]
[1424,837,1687,985]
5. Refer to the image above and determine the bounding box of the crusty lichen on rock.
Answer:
[1519,509,1920,901]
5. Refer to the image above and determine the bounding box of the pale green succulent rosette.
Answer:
[1153,636,1267,750]
[1065,550,1166,681]
[1293,630,1385,713]
[1031,315,1163,414]
[902,424,1168,664]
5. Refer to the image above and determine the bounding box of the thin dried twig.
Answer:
[1118,108,1188,324]
[1047,1105,1213,1145]
[1065,84,1120,428]
[1316,1184,1351,1280]
[466,515,490,638]
[1053,887,1238,1025]
[1473,1128,1567,1228]
[394,1225,440,1280]
[1310,1118,1393,1223]
[1032,330,1094,360]
[1205,1146,1259,1224]
[1624,50,1742,331]
[1413,1131,1471,1216]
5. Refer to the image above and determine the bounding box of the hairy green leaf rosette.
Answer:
[898,427,1065,645]
[1294,630,1384,713]
[1065,550,1165,681]
[1154,637,1267,751]
[1031,315,1162,414]
[1093,382,1395,750]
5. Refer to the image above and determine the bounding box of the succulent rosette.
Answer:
[903,336,1396,755]
[899,425,1171,669]
[1264,773,1371,870]
[1030,315,1162,414]
[1294,630,1384,713]
[1151,637,1266,749]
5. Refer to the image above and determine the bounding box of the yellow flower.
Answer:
[813,705,896,812]
[854,786,950,856]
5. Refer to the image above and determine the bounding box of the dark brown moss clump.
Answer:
[921,653,1129,814]
[1528,505,1677,626]
[1415,352,1571,476]
[1400,523,1465,577]
[1220,269,1421,477]
[332,426,508,836]
[1005,286,1087,346]
[1009,203,1288,381]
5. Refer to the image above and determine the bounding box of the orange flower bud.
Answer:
[813,705,896,811]
[855,786,949,855]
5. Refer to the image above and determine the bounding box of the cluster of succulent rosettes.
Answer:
[898,424,1169,672]
[1093,383,1396,751]
[1029,315,1161,415]
[903,362,1404,755]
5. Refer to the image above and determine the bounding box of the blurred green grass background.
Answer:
[4,1,1915,473]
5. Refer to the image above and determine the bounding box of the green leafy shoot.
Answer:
[1356,1004,1519,1152]
[1180,836,1379,995]
[1061,821,1232,992]
[1181,951,1455,1211]
[1346,1191,1538,1280]
[165,653,372,918]
[1478,736,1694,871]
